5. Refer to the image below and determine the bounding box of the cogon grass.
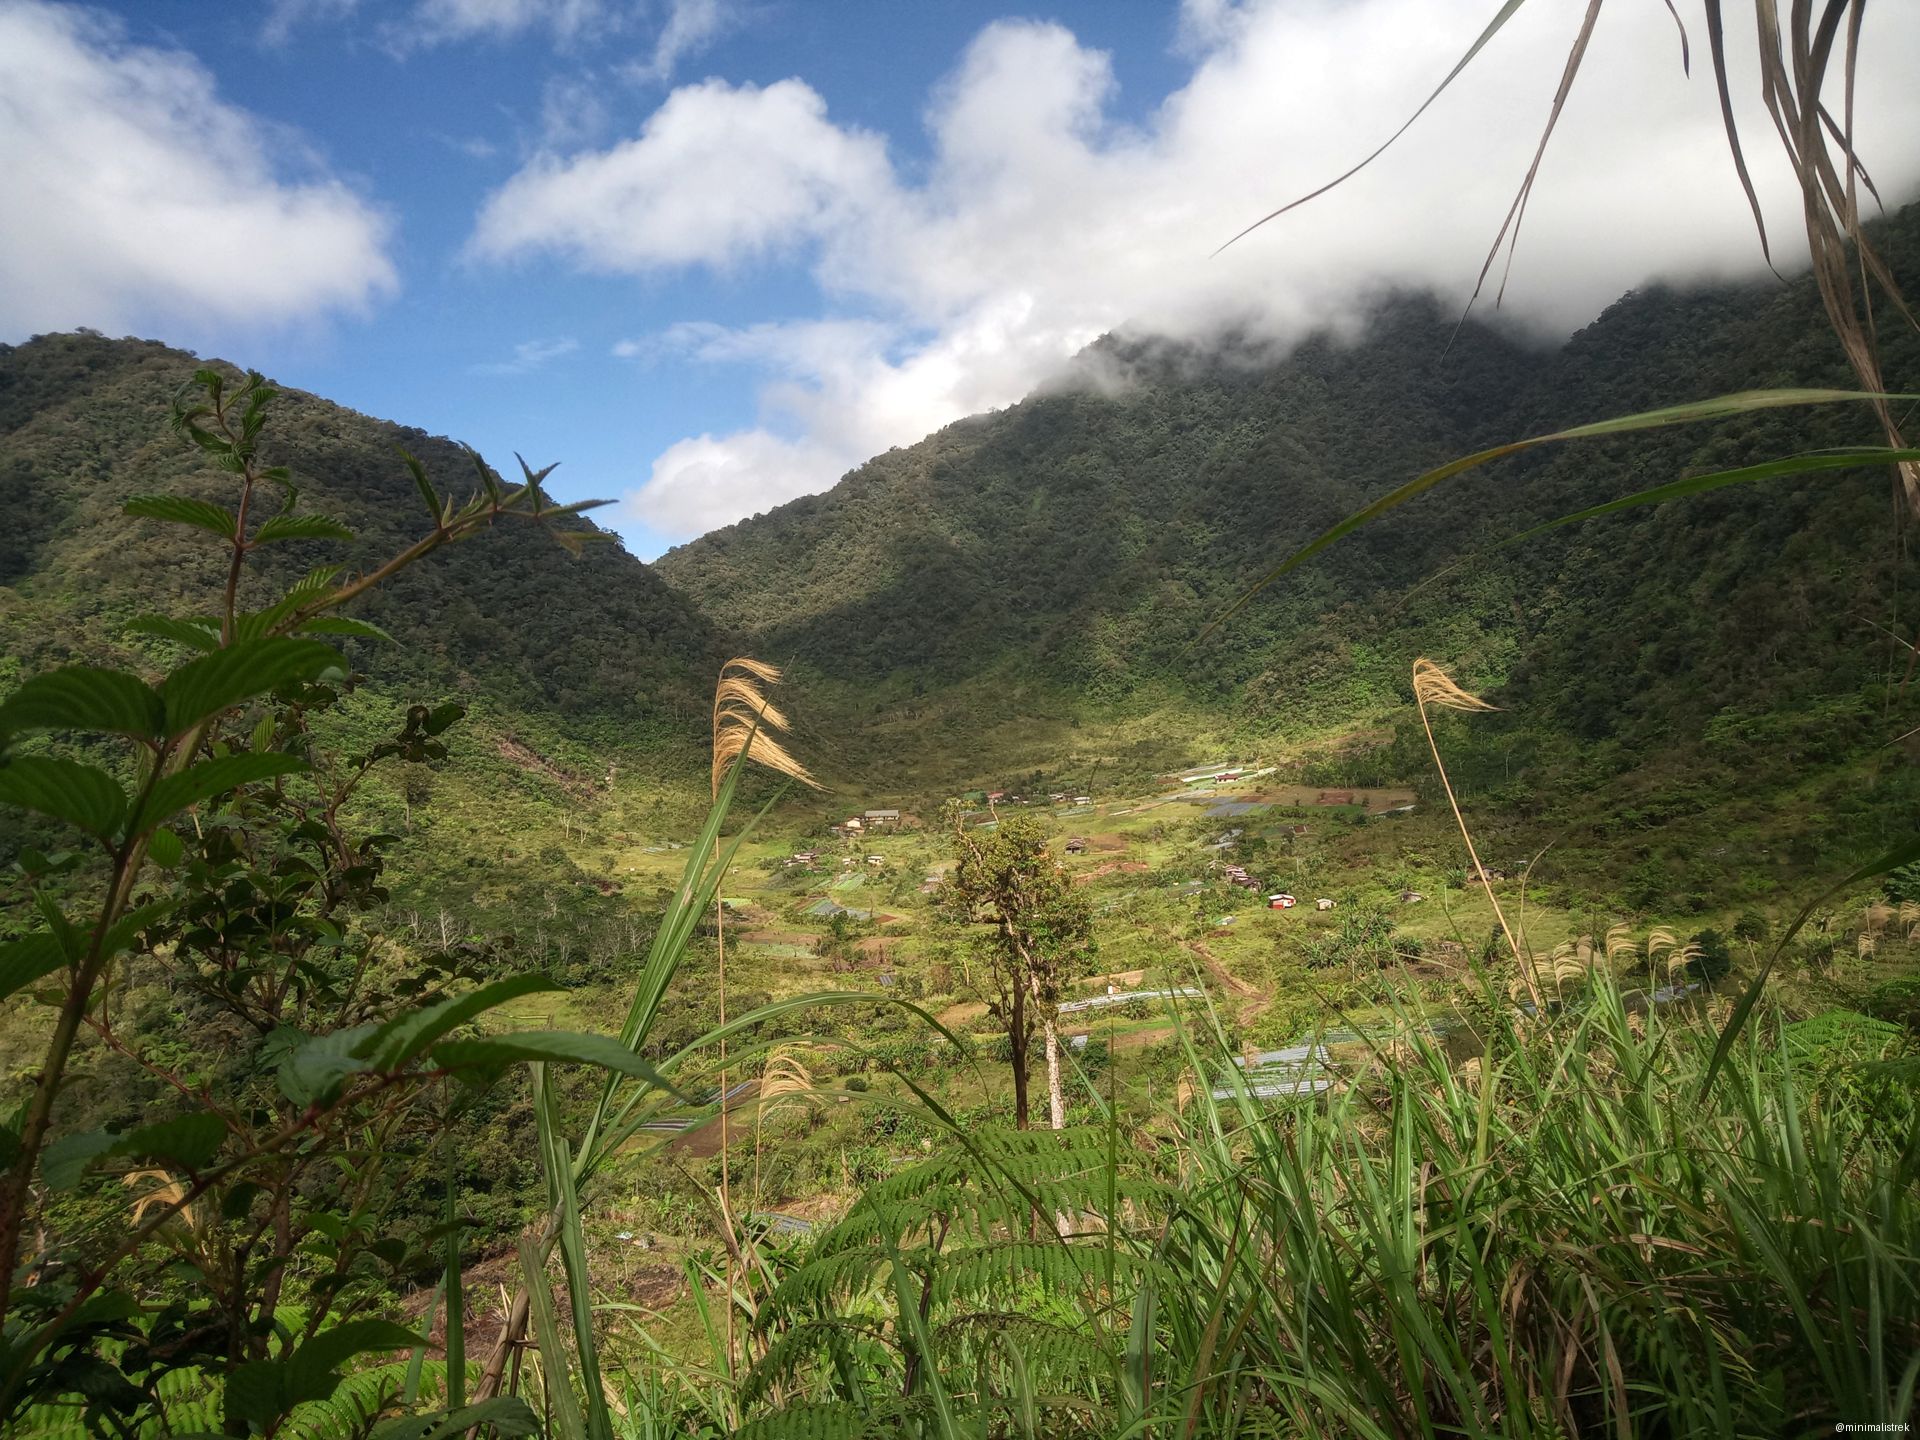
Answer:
[1147,973,1920,1438]
[568,954,1920,1438]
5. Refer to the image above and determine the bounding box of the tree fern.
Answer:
[739,1320,895,1407]
[739,1122,1158,1431]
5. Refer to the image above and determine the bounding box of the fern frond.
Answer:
[741,1318,897,1406]
[926,1241,1140,1310]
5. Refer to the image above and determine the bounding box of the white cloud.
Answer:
[468,77,892,272]
[470,0,1920,546]
[264,0,736,78]
[471,336,579,375]
[634,429,848,538]
[261,0,359,48]
[402,0,625,46]
[631,0,743,85]
[538,72,613,150]
[0,1,396,341]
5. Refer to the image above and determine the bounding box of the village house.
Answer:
[863,809,901,828]
[1315,897,1336,911]
[1064,836,1088,854]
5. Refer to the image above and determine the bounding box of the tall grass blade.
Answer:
[1204,388,1913,635]
[1214,0,1529,254]
[1411,445,1920,599]
[532,1064,615,1440]
[518,1234,589,1440]
[443,1120,465,1412]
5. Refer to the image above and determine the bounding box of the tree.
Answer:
[941,807,1093,1129]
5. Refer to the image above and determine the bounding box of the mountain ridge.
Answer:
[0,330,723,755]
[653,206,1920,795]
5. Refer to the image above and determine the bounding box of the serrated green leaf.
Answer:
[422,702,463,736]
[40,1129,120,1189]
[279,1024,380,1108]
[399,450,440,522]
[224,1360,292,1425]
[289,1319,421,1399]
[124,495,237,538]
[0,756,128,838]
[41,1111,227,1191]
[360,975,562,1072]
[0,667,164,747]
[148,826,183,867]
[158,638,343,733]
[126,615,221,652]
[121,1111,227,1174]
[33,890,84,961]
[252,514,355,545]
[0,931,66,1003]
[134,752,306,832]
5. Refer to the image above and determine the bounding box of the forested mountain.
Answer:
[658,204,1920,789]
[5,208,1919,831]
[0,332,722,756]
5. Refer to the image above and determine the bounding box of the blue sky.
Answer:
[6,0,1919,557]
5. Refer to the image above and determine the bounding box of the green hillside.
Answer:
[0,332,731,936]
[657,208,1920,789]
[0,332,720,733]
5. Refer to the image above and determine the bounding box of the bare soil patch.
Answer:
[495,734,595,799]
[1073,860,1151,883]
[1072,969,1147,992]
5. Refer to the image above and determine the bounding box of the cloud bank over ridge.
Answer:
[0,2,396,341]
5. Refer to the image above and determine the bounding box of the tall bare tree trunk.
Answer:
[1042,1015,1066,1130]
[1009,984,1030,1129]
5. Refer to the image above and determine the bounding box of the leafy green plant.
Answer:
[0,366,610,1435]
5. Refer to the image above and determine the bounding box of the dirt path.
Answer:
[742,930,815,947]
[1185,939,1270,1026]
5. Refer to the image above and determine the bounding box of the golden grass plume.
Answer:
[1604,924,1640,965]
[1412,657,1499,714]
[1411,657,1536,1010]
[711,657,820,798]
